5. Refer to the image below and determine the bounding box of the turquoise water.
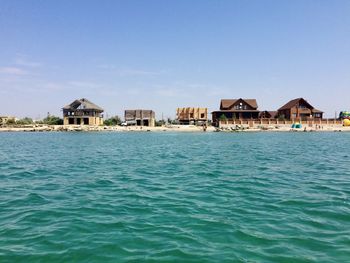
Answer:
[0,132,349,262]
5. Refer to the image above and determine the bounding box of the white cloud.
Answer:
[0,67,28,75]
[14,58,42,67]
[116,69,161,76]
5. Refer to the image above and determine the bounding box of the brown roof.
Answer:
[212,110,260,113]
[125,110,155,120]
[220,99,258,110]
[312,108,323,113]
[259,111,278,118]
[63,98,103,111]
[268,111,278,118]
[278,98,313,111]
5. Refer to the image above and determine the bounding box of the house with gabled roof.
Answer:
[259,111,278,119]
[277,98,323,120]
[63,98,104,125]
[212,98,260,125]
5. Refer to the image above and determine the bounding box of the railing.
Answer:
[218,118,343,126]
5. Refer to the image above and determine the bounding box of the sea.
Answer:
[0,132,349,262]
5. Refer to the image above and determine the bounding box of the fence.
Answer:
[219,118,343,127]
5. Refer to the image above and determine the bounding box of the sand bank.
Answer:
[0,124,349,132]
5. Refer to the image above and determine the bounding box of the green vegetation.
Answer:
[219,114,227,121]
[155,120,166,126]
[5,119,16,125]
[277,114,285,121]
[16,117,34,125]
[104,116,122,126]
[42,115,63,125]
[11,115,63,125]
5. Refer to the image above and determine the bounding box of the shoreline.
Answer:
[0,124,350,133]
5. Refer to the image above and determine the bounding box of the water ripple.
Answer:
[0,132,349,262]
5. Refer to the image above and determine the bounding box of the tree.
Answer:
[42,115,63,125]
[219,114,227,121]
[5,119,15,125]
[277,114,285,121]
[104,116,122,126]
[16,117,34,125]
[155,120,166,126]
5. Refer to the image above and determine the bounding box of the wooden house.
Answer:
[63,98,104,125]
[259,111,278,119]
[277,98,323,120]
[212,98,260,125]
[124,110,155,126]
[176,107,208,125]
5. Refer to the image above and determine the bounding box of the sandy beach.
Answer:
[0,124,349,133]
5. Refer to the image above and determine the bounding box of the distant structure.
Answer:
[259,111,278,119]
[212,98,259,125]
[63,98,104,125]
[124,109,155,126]
[277,98,323,120]
[0,116,15,125]
[176,107,208,125]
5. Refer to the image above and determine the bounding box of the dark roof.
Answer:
[212,110,260,113]
[220,99,258,110]
[63,98,103,111]
[278,98,313,111]
[125,109,154,113]
[259,111,278,118]
[268,111,278,118]
[125,109,155,119]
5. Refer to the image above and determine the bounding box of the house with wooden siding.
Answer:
[176,107,208,125]
[277,98,323,120]
[124,109,155,126]
[212,98,259,125]
[259,111,278,119]
[63,98,104,126]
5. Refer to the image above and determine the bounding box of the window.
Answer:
[201,113,205,118]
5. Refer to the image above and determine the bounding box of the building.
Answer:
[0,116,15,125]
[124,109,155,126]
[212,98,260,125]
[176,107,208,125]
[63,98,104,125]
[277,98,323,120]
[259,111,278,119]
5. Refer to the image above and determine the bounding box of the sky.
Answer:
[0,0,349,119]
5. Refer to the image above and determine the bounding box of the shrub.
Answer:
[104,116,121,126]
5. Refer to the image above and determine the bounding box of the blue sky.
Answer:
[0,0,349,119]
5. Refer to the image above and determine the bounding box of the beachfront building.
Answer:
[124,109,155,127]
[176,107,208,125]
[63,98,104,126]
[212,98,260,125]
[259,111,278,119]
[277,98,323,120]
[0,116,16,125]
